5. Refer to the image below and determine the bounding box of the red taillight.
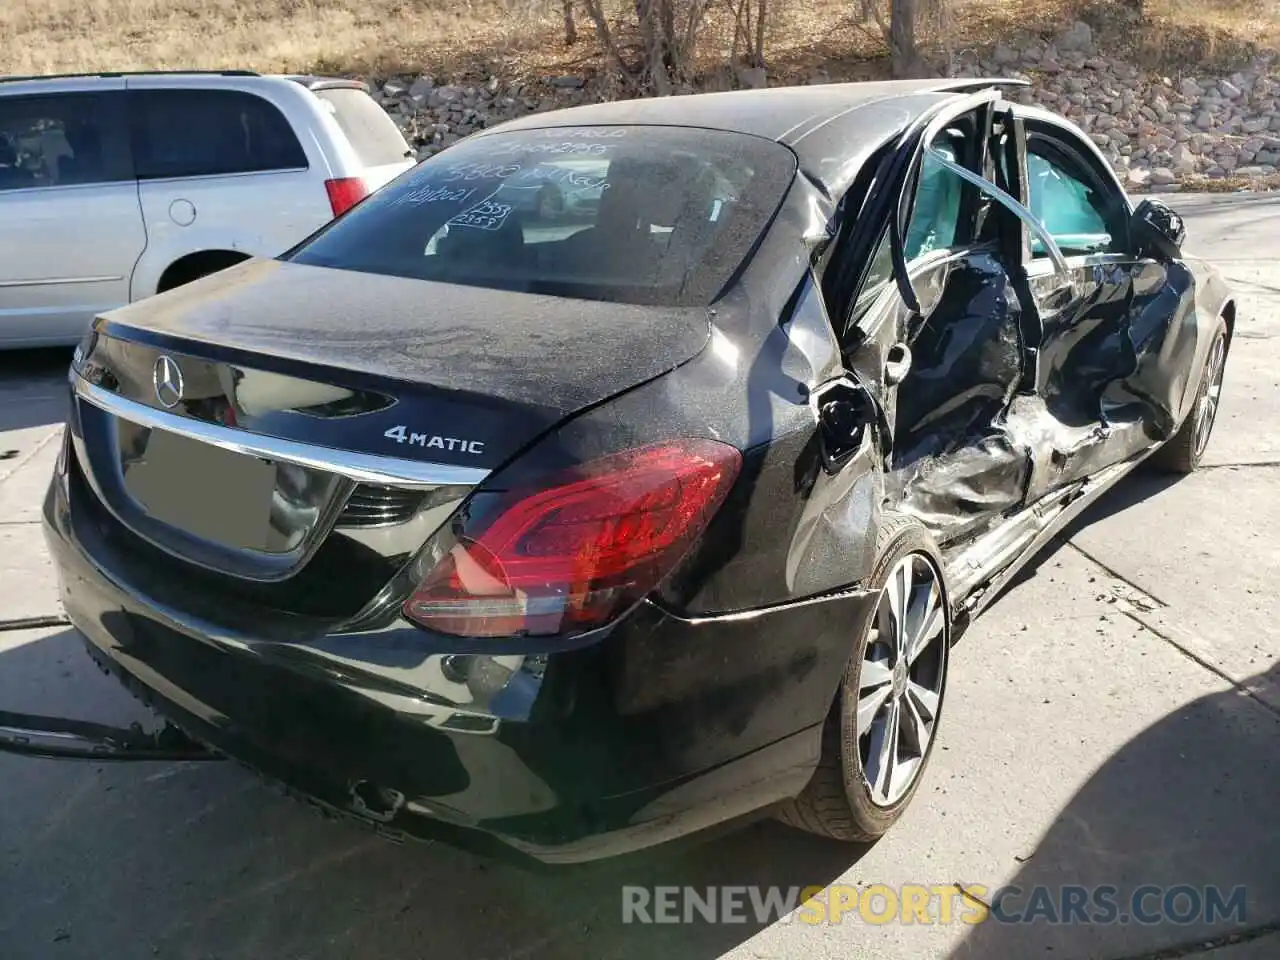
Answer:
[324,177,368,217]
[403,439,742,639]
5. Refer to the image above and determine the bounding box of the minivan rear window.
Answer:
[312,87,412,168]
[285,126,797,308]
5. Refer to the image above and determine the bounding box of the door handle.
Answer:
[885,342,913,386]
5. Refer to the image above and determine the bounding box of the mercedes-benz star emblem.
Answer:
[153,355,185,409]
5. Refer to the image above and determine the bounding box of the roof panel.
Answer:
[490,80,958,140]
[481,78,1021,199]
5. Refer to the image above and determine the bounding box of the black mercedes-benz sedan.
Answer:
[39,78,1235,864]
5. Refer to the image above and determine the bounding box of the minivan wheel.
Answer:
[156,251,249,294]
[776,514,950,842]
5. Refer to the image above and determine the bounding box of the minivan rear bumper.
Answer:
[42,452,876,865]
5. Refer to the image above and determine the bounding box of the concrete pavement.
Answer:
[0,198,1276,960]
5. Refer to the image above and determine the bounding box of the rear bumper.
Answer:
[42,457,877,865]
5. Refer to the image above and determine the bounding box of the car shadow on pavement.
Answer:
[1061,467,1185,532]
[943,659,1280,959]
[0,346,73,382]
[0,348,72,435]
[4,469,1266,960]
[930,465,1280,957]
[0,626,867,960]
[990,466,1182,602]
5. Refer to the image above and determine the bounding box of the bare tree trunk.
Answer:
[661,0,677,62]
[581,0,761,96]
[679,0,707,68]
[562,0,577,45]
[861,0,929,78]
[889,0,921,77]
[931,0,953,76]
[753,0,767,67]
[638,0,673,95]
[581,0,636,88]
[729,0,748,63]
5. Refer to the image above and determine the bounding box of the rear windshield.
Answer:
[286,125,797,307]
[312,87,411,167]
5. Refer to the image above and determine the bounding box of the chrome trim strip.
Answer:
[137,166,309,185]
[642,585,875,626]
[0,275,122,288]
[1025,252,1131,278]
[953,458,1139,619]
[73,375,490,489]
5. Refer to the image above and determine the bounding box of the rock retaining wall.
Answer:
[371,21,1280,192]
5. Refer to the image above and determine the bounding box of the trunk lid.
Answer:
[67,259,709,621]
[93,258,710,468]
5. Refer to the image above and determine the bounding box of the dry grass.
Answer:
[0,0,564,78]
[1129,0,1280,71]
[1,0,1276,84]
[756,0,1084,82]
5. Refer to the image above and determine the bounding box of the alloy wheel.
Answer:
[856,552,948,808]
[1193,333,1227,459]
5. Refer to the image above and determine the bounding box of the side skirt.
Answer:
[943,453,1148,631]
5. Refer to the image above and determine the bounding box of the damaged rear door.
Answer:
[843,92,1202,559]
[841,91,1066,549]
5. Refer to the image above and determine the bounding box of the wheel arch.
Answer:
[1221,297,1236,344]
[774,511,953,841]
[156,250,252,294]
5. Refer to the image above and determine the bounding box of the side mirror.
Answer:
[1130,198,1186,261]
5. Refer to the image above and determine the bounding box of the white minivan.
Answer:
[0,71,417,348]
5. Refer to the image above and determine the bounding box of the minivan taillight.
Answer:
[403,439,742,639]
[324,177,368,217]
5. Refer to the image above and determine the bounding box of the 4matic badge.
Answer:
[383,425,485,455]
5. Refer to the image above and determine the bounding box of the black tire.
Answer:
[1147,317,1229,475]
[775,514,950,842]
[156,252,249,294]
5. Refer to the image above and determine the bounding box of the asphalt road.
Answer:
[0,196,1277,960]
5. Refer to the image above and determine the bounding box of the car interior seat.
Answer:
[435,209,527,272]
[0,136,34,189]
[57,121,105,185]
[654,161,722,282]
[551,157,653,277]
